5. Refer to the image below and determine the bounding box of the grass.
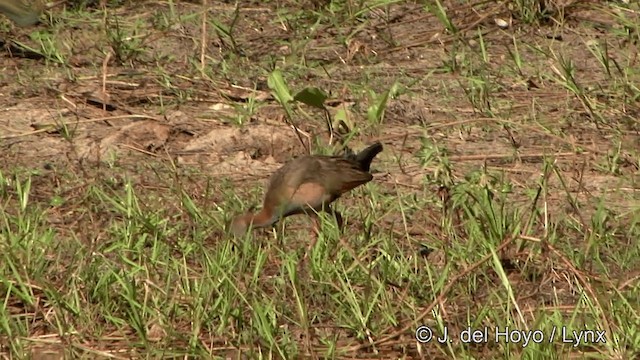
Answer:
[1,0,639,359]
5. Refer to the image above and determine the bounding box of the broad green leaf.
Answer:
[267,70,293,105]
[293,87,328,109]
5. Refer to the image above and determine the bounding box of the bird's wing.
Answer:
[0,0,43,26]
[313,157,373,193]
[263,155,373,213]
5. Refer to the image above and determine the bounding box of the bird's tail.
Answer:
[0,0,43,27]
[355,142,383,171]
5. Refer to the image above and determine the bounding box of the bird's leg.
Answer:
[302,213,321,262]
[302,206,342,262]
[330,208,344,233]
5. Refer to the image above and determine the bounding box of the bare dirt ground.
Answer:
[1,0,639,358]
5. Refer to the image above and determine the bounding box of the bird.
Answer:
[0,0,43,27]
[230,142,383,238]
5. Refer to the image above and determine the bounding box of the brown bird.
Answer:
[0,0,43,26]
[230,142,383,237]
